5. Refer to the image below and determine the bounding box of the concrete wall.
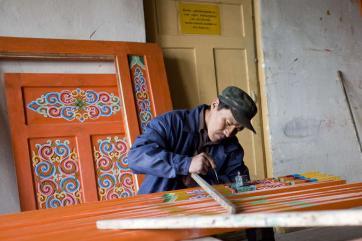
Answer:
[259,0,362,181]
[0,0,145,214]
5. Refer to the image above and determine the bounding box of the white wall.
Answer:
[0,0,145,214]
[259,0,362,181]
[0,0,145,41]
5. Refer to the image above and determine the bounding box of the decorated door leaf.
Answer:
[6,73,149,210]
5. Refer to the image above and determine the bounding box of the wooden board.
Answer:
[97,210,362,229]
[0,180,361,241]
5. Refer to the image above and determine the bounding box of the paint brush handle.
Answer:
[191,173,236,214]
[213,168,220,184]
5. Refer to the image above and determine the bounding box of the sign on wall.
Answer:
[179,2,220,35]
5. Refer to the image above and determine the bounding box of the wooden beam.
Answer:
[191,173,236,214]
[97,210,362,230]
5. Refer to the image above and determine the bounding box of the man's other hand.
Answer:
[189,152,216,175]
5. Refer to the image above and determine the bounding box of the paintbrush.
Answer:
[213,168,220,184]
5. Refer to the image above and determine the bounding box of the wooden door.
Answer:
[5,56,171,211]
[144,0,266,179]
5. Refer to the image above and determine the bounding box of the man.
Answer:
[127,86,257,194]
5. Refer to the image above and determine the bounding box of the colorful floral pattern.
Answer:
[31,139,83,209]
[162,185,235,203]
[93,136,136,200]
[27,88,121,122]
[129,56,153,132]
[163,189,211,203]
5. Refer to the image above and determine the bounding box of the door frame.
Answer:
[253,0,273,177]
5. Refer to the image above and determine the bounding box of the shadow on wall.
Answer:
[0,71,20,214]
[163,56,193,110]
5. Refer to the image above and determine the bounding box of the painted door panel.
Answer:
[5,55,170,210]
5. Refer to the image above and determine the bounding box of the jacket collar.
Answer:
[183,104,209,133]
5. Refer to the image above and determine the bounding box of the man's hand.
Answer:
[189,152,216,175]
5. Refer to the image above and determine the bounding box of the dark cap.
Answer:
[218,86,257,133]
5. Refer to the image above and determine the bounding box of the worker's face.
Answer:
[207,99,244,143]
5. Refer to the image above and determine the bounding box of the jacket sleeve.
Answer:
[127,116,192,178]
[218,144,250,184]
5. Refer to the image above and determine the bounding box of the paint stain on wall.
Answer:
[283,117,321,138]
[306,48,333,53]
[321,119,335,130]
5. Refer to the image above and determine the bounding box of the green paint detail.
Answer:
[230,183,256,193]
[286,201,314,208]
[236,186,256,192]
[249,199,268,205]
[129,55,145,69]
[246,196,267,200]
[163,193,177,203]
[75,98,86,110]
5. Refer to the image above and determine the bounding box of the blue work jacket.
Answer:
[127,105,249,194]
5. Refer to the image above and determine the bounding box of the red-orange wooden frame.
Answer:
[0,180,361,241]
[0,36,173,211]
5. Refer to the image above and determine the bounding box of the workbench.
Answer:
[1,178,362,241]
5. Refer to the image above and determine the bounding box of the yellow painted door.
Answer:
[144,0,266,179]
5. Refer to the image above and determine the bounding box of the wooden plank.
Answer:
[96,210,362,229]
[191,173,237,214]
[1,181,362,240]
